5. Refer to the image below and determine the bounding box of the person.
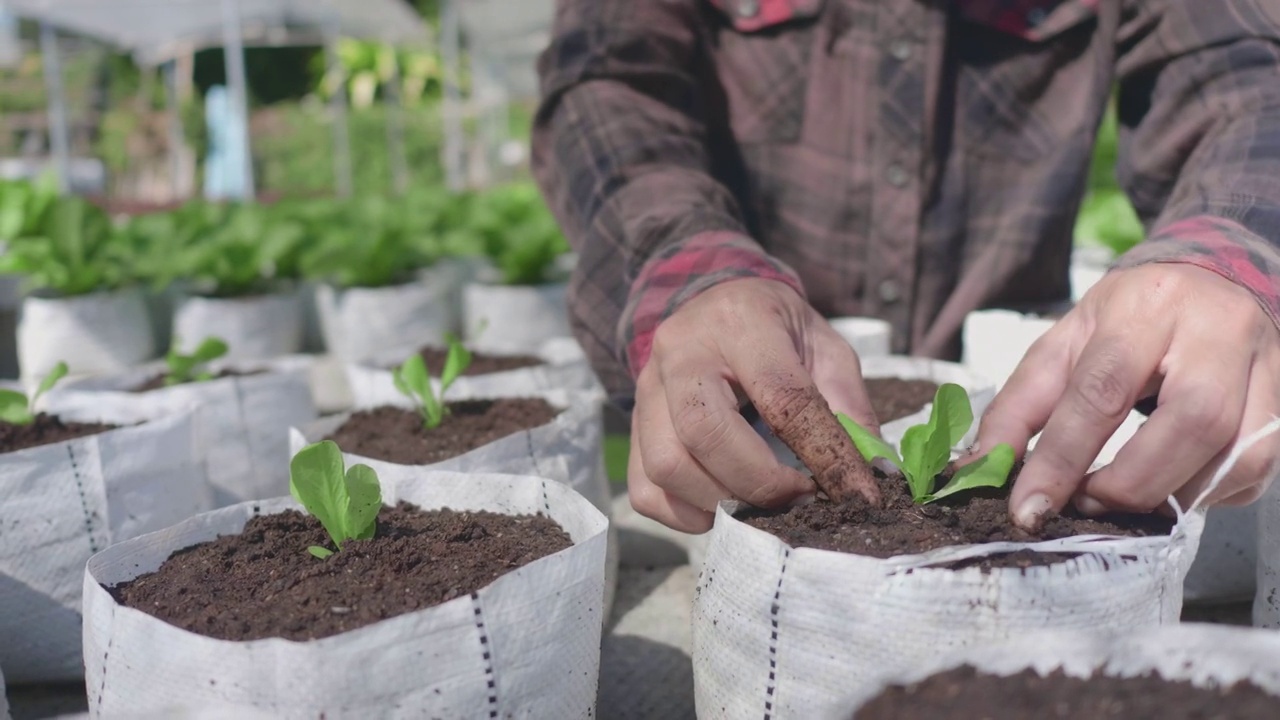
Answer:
[531,0,1280,533]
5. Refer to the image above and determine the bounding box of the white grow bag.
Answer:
[17,287,155,381]
[291,387,617,614]
[463,281,572,354]
[45,356,317,508]
[314,267,455,363]
[83,470,608,720]
[961,308,1062,388]
[841,624,1280,716]
[171,290,304,362]
[825,317,892,358]
[0,406,207,684]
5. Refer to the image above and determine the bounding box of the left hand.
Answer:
[972,264,1280,531]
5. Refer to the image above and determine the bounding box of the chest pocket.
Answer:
[705,0,826,144]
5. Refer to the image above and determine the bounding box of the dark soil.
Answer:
[326,399,561,465]
[739,466,1173,569]
[413,346,543,376]
[108,502,573,642]
[854,665,1280,719]
[0,414,118,454]
[133,368,264,393]
[866,378,939,422]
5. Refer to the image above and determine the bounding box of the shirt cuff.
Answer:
[621,231,805,378]
[1114,215,1280,332]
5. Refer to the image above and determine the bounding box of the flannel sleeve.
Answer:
[1112,0,1280,330]
[531,0,800,401]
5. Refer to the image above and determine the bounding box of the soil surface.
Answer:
[326,399,561,465]
[0,414,118,454]
[865,378,939,422]
[133,368,263,393]
[108,502,573,641]
[739,466,1173,568]
[413,345,544,376]
[854,665,1280,719]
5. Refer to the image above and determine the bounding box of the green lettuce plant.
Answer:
[289,440,382,559]
[0,195,137,296]
[0,362,68,425]
[469,182,570,286]
[163,337,229,386]
[392,334,471,429]
[837,383,1015,504]
[297,193,441,288]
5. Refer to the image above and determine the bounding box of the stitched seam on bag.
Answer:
[67,444,100,554]
[763,548,790,719]
[524,429,544,477]
[471,592,499,717]
[94,602,115,708]
[540,479,551,516]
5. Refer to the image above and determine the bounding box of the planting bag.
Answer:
[825,317,892,359]
[840,624,1280,716]
[83,470,608,719]
[171,291,303,361]
[0,407,207,684]
[463,281,572,354]
[17,287,155,381]
[45,356,316,508]
[314,271,454,363]
[961,308,1061,388]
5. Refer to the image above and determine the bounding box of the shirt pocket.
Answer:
[706,0,826,144]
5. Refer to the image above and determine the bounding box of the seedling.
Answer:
[163,337,229,386]
[0,362,68,425]
[289,440,382,559]
[837,383,1015,504]
[392,334,472,429]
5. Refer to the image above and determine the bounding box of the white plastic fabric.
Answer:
[291,386,616,614]
[463,282,572,354]
[961,308,1061,387]
[171,291,304,362]
[314,270,454,363]
[825,317,892,359]
[841,624,1280,715]
[0,407,207,684]
[17,287,155,381]
[83,470,608,720]
[344,339,602,406]
[45,356,316,508]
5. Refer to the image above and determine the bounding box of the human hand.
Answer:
[973,264,1280,531]
[627,278,880,532]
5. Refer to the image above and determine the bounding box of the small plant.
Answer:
[469,182,570,285]
[837,383,1015,504]
[289,440,382,559]
[163,337,229,386]
[0,362,68,425]
[392,334,472,429]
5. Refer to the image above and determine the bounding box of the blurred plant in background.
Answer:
[1074,99,1144,258]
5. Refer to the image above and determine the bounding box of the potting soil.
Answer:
[131,368,265,393]
[326,399,561,465]
[0,414,117,454]
[865,377,940,422]
[854,665,1280,719]
[413,345,544,376]
[108,502,572,641]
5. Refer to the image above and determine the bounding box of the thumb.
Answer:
[809,320,880,435]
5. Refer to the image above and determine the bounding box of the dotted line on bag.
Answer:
[763,548,791,720]
[67,444,100,554]
[471,592,499,718]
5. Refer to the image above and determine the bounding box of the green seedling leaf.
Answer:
[164,337,229,386]
[900,384,973,502]
[33,362,68,406]
[925,443,1016,503]
[439,333,472,395]
[393,353,444,428]
[836,412,902,467]
[0,362,68,425]
[289,440,384,558]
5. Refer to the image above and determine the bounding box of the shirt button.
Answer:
[889,39,913,61]
[878,279,902,304]
[736,0,760,19]
[886,163,909,188]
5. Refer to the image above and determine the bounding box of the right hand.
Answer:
[627,278,882,533]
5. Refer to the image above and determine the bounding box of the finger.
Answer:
[635,371,735,512]
[659,355,814,509]
[970,322,1076,462]
[808,316,880,433]
[716,322,879,504]
[627,405,714,533]
[1012,328,1168,530]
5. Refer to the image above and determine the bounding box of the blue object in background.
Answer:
[203,85,249,200]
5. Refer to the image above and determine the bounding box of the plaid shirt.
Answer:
[532,0,1280,404]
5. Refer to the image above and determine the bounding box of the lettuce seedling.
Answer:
[392,334,472,429]
[0,362,68,425]
[163,337,229,386]
[837,383,1015,503]
[289,440,382,559]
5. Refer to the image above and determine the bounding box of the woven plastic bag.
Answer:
[463,282,572,354]
[961,308,1061,387]
[171,291,304,362]
[0,406,207,684]
[313,268,455,363]
[17,287,155,381]
[45,356,316,507]
[826,317,892,358]
[841,624,1280,716]
[83,469,608,719]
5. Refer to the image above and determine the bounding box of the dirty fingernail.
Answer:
[1014,493,1054,530]
[1073,494,1108,517]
